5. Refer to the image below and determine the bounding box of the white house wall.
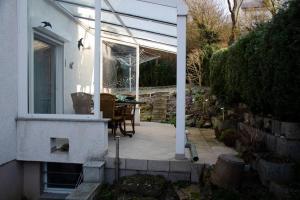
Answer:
[0,0,18,165]
[17,118,108,164]
[28,0,96,114]
[0,1,24,199]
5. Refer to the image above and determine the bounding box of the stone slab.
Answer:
[66,183,100,200]
[83,161,105,183]
[170,161,191,172]
[147,171,169,180]
[168,172,190,182]
[191,163,204,183]
[147,160,170,172]
[126,159,148,171]
[105,157,126,169]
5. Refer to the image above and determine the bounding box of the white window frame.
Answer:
[17,0,102,120]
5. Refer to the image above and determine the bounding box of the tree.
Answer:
[186,0,229,51]
[187,49,205,87]
[227,0,244,44]
[185,0,230,86]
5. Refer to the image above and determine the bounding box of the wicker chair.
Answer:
[100,93,124,137]
[122,104,136,134]
[71,92,93,114]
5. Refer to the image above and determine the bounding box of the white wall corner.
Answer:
[177,0,188,16]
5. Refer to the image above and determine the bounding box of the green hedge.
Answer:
[209,0,300,121]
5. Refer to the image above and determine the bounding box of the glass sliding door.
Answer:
[33,37,57,114]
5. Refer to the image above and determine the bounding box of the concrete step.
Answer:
[39,193,68,200]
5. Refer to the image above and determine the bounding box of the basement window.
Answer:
[50,138,69,153]
[42,163,83,193]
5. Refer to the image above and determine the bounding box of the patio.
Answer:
[108,122,236,164]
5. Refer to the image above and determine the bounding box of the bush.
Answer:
[209,0,300,122]
[210,48,228,103]
[220,129,237,147]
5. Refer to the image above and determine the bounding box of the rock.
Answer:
[219,120,237,131]
[210,154,245,190]
[265,134,277,152]
[195,119,204,128]
[254,116,264,129]
[276,137,300,162]
[257,157,295,186]
[263,117,272,133]
[186,118,195,127]
[272,119,282,136]
[269,182,291,200]
[211,117,222,130]
[281,122,300,140]
[202,121,212,128]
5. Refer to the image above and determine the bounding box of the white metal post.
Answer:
[135,46,140,100]
[94,0,101,118]
[129,54,132,92]
[135,45,140,125]
[100,38,103,93]
[17,0,29,116]
[175,13,187,159]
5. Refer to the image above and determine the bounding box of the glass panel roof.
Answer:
[101,0,177,24]
[53,0,179,53]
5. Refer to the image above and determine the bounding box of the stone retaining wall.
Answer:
[239,123,300,162]
[104,157,204,184]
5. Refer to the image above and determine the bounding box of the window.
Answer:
[42,163,82,193]
[50,138,69,153]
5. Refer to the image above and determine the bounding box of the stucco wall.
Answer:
[17,119,108,164]
[28,0,95,114]
[0,0,18,165]
[0,161,24,200]
[23,162,41,200]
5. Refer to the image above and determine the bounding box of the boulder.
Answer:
[272,119,282,136]
[265,134,277,152]
[210,154,245,190]
[276,137,300,162]
[281,122,300,140]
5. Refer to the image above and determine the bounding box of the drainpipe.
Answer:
[185,130,199,162]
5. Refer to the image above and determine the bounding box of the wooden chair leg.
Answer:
[131,118,135,134]
[113,121,117,138]
[123,120,126,133]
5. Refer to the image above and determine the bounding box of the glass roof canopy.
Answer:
[52,0,178,53]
